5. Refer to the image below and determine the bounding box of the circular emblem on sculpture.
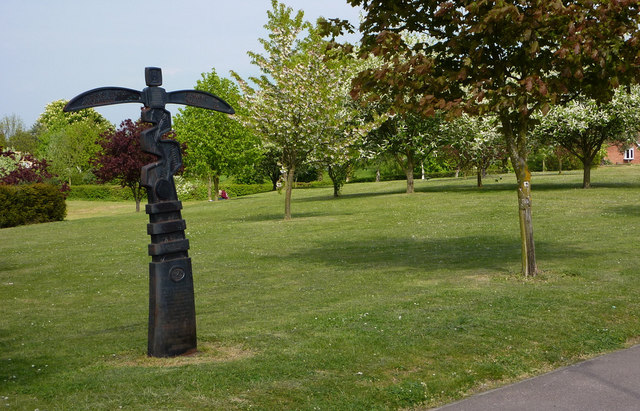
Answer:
[170,267,186,282]
[155,179,172,200]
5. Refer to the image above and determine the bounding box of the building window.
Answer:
[624,148,634,161]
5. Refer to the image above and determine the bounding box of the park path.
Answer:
[432,344,640,410]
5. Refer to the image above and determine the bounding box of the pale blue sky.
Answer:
[0,0,361,127]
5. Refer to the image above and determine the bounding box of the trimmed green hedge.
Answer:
[0,184,66,228]
[68,183,276,202]
[66,185,137,201]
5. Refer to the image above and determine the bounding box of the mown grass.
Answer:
[1,166,639,410]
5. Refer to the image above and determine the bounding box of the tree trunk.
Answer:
[406,167,415,193]
[397,153,415,194]
[503,115,538,277]
[582,159,592,189]
[477,169,483,188]
[284,166,295,220]
[207,174,213,201]
[213,175,220,202]
[557,153,563,174]
[375,168,381,182]
[455,166,460,178]
[421,162,425,180]
[131,184,142,212]
[513,156,537,277]
[542,156,546,172]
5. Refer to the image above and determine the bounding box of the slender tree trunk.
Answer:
[284,167,295,220]
[207,174,213,201]
[542,156,546,172]
[131,184,142,212]
[421,162,425,180]
[557,153,563,174]
[477,168,483,188]
[213,175,220,202]
[503,116,538,277]
[375,168,381,182]
[512,155,537,276]
[455,166,461,178]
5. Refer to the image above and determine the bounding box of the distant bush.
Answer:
[0,183,66,228]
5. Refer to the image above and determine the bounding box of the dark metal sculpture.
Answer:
[64,67,234,357]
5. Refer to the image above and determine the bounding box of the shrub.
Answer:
[0,183,66,228]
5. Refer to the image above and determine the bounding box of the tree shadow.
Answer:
[278,235,591,274]
[228,211,337,222]
[295,188,407,203]
[604,205,640,217]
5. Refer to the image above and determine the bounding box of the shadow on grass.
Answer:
[279,235,592,274]
[295,187,408,203]
[604,204,640,217]
[229,211,338,222]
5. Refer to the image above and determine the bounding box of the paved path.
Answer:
[433,344,640,410]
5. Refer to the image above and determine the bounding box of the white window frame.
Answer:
[624,148,634,161]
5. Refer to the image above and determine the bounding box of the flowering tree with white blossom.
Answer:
[232,0,381,216]
[534,86,640,188]
[441,114,505,188]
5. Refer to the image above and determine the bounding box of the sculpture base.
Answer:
[147,257,197,357]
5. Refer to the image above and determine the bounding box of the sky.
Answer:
[0,0,362,128]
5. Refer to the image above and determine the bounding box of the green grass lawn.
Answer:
[1,166,639,410]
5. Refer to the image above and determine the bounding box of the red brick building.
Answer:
[605,143,640,165]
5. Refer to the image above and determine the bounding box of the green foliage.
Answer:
[46,121,103,185]
[0,183,66,227]
[0,114,38,153]
[35,99,112,156]
[232,1,381,214]
[173,69,259,185]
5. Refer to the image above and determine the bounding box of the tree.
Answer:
[317,52,386,197]
[0,115,25,148]
[534,87,640,188]
[173,69,259,201]
[441,114,505,188]
[331,0,640,276]
[364,111,442,193]
[46,121,102,185]
[35,99,111,156]
[92,120,156,212]
[232,1,374,216]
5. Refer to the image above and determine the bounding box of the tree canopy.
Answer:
[331,0,640,276]
[233,0,379,216]
[92,120,155,212]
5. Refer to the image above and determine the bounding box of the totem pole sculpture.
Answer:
[64,67,234,357]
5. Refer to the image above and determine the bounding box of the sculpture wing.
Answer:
[167,90,235,114]
[64,87,143,112]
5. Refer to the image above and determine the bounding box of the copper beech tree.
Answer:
[92,120,157,212]
[326,0,640,276]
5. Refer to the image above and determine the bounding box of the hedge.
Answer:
[67,183,277,202]
[66,185,137,201]
[0,184,66,228]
